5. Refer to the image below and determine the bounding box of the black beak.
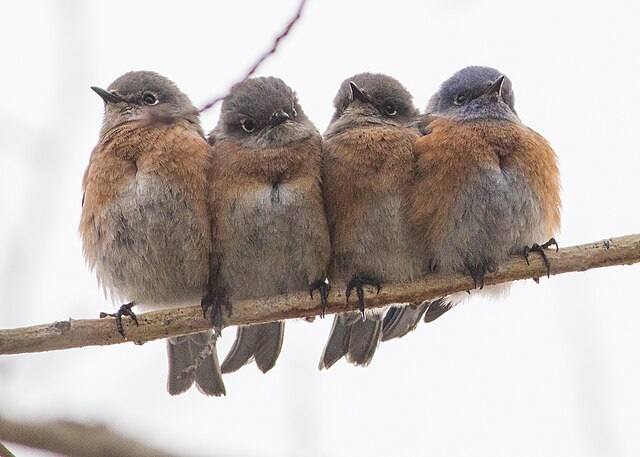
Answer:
[349,81,370,104]
[485,75,505,98]
[271,110,290,126]
[91,86,123,104]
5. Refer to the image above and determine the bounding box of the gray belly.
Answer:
[220,183,314,299]
[333,194,419,283]
[93,176,209,306]
[435,166,547,272]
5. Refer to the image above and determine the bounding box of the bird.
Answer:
[407,65,561,324]
[206,76,330,375]
[80,70,225,396]
[318,73,422,369]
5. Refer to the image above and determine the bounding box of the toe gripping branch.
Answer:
[346,273,381,319]
[465,259,497,290]
[201,288,232,336]
[100,301,138,338]
[309,279,330,318]
[524,237,559,281]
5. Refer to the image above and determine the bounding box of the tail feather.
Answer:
[221,323,285,374]
[254,322,285,374]
[346,315,383,367]
[189,332,226,397]
[166,332,225,396]
[318,314,351,370]
[319,311,384,369]
[423,298,452,323]
[382,302,430,342]
[166,336,195,395]
[220,326,259,374]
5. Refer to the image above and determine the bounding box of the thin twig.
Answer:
[178,331,219,380]
[1,234,638,356]
[0,417,180,457]
[199,0,307,113]
[0,441,17,457]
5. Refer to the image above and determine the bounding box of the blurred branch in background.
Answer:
[198,0,307,113]
[0,234,638,356]
[0,416,180,457]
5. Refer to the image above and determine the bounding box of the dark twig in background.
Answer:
[1,234,638,356]
[199,0,307,113]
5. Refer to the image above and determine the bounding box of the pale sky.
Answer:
[1,1,639,456]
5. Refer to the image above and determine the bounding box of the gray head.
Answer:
[216,76,317,149]
[92,71,201,135]
[328,73,418,132]
[425,66,519,123]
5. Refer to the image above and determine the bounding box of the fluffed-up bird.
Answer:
[80,71,225,396]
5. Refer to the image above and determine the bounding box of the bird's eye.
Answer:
[454,93,467,105]
[291,106,297,118]
[143,92,158,106]
[241,119,256,133]
[384,103,397,116]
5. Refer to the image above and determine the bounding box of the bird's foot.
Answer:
[201,288,231,336]
[465,260,496,290]
[309,279,330,318]
[99,301,138,338]
[346,273,381,319]
[523,237,558,278]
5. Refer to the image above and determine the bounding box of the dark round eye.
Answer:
[143,92,158,106]
[384,103,397,116]
[454,93,467,105]
[241,119,256,133]
[291,106,297,118]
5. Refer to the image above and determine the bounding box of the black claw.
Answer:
[346,273,382,319]
[201,295,211,320]
[523,238,557,278]
[539,250,551,278]
[356,286,366,319]
[309,279,330,318]
[100,302,137,338]
[467,265,486,290]
[204,292,216,316]
[541,237,559,252]
[201,289,231,335]
[464,259,496,290]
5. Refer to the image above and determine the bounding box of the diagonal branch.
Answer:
[0,234,639,356]
[0,417,182,457]
[0,441,16,457]
[199,0,307,113]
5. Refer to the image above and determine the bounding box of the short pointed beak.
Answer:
[271,110,290,126]
[91,86,122,104]
[349,81,370,104]
[485,75,505,98]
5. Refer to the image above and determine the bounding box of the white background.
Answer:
[1,1,639,456]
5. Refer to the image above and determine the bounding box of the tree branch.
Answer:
[1,234,638,356]
[0,441,17,457]
[0,417,180,457]
[198,0,307,113]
